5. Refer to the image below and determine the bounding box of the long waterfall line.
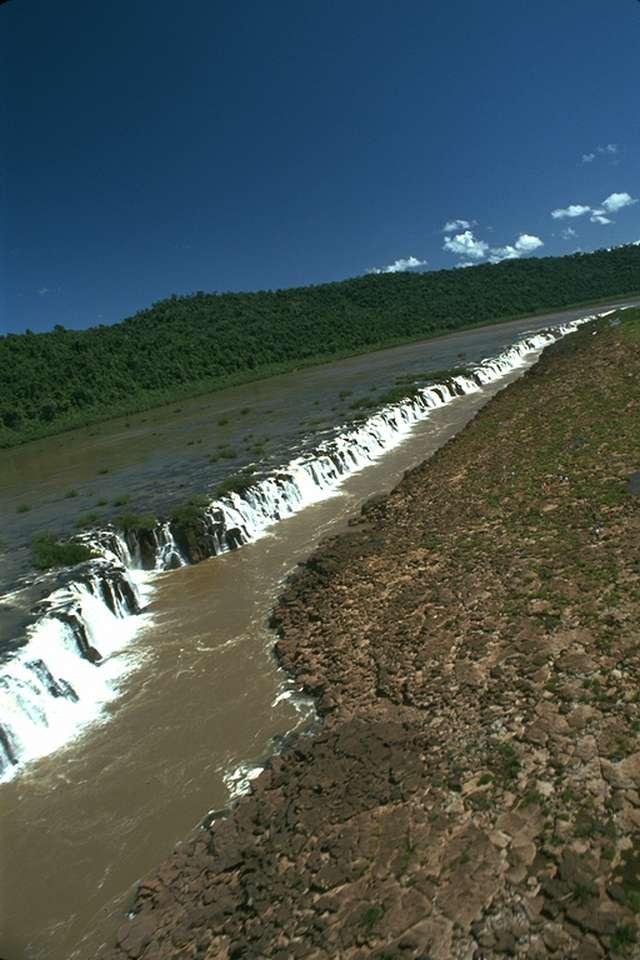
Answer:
[0,313,607,780]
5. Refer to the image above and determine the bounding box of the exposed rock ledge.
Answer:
[109,312,640,960]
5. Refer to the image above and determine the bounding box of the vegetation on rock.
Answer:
[32,533,96,570]
[169,496,211,534]
[213,470,259,500]
[117,512,159,533]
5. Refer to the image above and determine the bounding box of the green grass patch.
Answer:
[360,904,385,932]
[32,533,96,570]
[170,495,210,533]
[611,923,637,954]
[75,512,102,529]
[117,512,158,533]
[489,740,522,783]
[214,470,258,499]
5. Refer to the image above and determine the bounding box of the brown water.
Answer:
[1,302,636,960]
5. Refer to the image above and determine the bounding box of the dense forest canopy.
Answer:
[1,245,639,447]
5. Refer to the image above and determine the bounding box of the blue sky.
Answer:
[2,0,639,333]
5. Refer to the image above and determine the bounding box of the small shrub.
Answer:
[17,503,31,513]
[350,397,376,411]
[572,882,596,906]
[490,740,521,782]
[377,384,422,406]
[171,495,210,533]
[611,923,637,953]
[117,512,158,533]
[424,365,472,382]
[75,512,102,529]
[215,470,256,499]
[32,533,95,570]
[361,904,384,932]
[112,495,130,507]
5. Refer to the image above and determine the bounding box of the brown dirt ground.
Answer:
[110,311,640,959]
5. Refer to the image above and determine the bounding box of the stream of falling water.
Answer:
[0,362,535,960]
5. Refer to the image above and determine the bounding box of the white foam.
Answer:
[0,549,152,781]
[223,762,264,798]
[172,316,594,558]
[0,310,608,781]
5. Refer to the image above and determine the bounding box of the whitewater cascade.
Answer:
[0,537,153,778]
[0,314,605,779]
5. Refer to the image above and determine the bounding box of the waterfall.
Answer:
[0,545,151,781]
[0,312,611,780]
[140,316,597,565]
[153,522,186,570]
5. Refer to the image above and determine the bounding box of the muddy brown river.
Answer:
[1,301,637,959]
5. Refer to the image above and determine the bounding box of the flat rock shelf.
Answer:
[110,310,640,960]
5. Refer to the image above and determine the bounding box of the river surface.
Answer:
[4,301,637,596]
[1,301,637,960]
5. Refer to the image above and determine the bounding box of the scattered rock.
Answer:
[107,317,640,960]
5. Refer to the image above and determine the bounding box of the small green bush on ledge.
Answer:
[170,496,210,533]
[117,513,158,533]
[32,533,96,570]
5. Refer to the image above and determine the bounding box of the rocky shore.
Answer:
[111,310,640,960]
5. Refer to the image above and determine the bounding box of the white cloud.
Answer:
[514,233,544,253]
[368,255,427,275]
[488,246,519,263]
[443,227,544,265]
[550,190,636,227]
[581,144,618,163]
[561,227,577,239]
[602,191,637,214]
[551,204,592,220]
[443,230,489,260]
[590,211,612,225]
[488,234,544,263]
[443,219,472,233]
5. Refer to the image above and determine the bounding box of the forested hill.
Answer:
[2,245,639,447]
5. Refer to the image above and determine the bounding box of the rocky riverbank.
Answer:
[111,310,640,960]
